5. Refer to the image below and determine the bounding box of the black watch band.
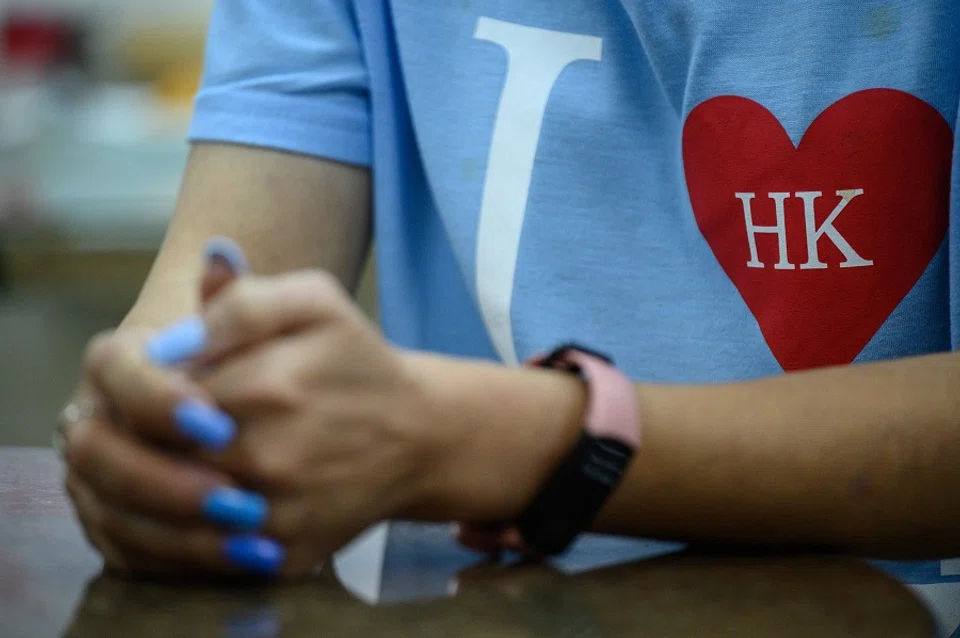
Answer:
[514,344,640,556]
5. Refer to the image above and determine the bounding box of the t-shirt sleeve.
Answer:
[188,0,370,166]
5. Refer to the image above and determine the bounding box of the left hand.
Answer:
[187,269,437,574]
[70,242,581,578]
[68,267,441,578]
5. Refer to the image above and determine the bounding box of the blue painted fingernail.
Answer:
[224,536,286,575]
[174,399,236,449]
[146,316,208,366]
[204,487,268,530]
[204,236,249,274]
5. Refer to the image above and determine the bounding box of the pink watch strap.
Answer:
[559,349,640,447]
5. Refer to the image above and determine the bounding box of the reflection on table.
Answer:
[1,448,936,638]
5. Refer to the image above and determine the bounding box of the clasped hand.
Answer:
[62,243,437,577]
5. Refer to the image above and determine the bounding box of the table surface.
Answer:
[0,447,936,637]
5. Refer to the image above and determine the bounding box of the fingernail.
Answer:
[146,316,208,366]
[204,487,268,530]
[224,536,286,575]
[174,399,236,449]
[204,236,249,274]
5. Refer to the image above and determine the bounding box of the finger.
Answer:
[198,335,308,417]
[85,331,236,450]
[97,502,231,574]
[66,416,235,524]
[71,474,285,577]
[67,416,278,535]
[65,471,132,573]
[200,236,249,306]
[102,507,287,577]
[199,270,356,363]
[68,462,286,578]
[67,473,187,576]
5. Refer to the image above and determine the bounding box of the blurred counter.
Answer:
[3,126,186,309]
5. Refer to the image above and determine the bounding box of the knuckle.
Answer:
[300,271,351,314]
[248,449,300,490]
[301,269,341,298]
[85,332,146,388]
[83,331,117,373]
[211,365,299,414]
[246,374,301,410]
[224,280,265,335]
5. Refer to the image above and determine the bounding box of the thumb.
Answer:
[200,237,249,306]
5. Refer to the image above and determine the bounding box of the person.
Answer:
[57,0,960,632]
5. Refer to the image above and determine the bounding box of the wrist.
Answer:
[398,353,586,523]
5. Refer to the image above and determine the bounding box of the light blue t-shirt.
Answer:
[189,1,960,631]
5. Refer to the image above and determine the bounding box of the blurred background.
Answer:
[0,0,376,446]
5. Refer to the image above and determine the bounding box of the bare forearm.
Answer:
[600,353,960,557]
[412,352,960,558]
[68,142,370,409]
[126,142,372,328]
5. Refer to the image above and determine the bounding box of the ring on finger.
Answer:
[54,397,100,460]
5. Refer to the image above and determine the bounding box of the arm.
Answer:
[122,0,373,329]
[65,258,956,576]
[410,350,960,559]
[60,145,369,576]
[64,142,369,429]
[121,142,371,330]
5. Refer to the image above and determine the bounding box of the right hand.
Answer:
[59,238,283,577]
[58,338,247,576]
[59,355,157,574]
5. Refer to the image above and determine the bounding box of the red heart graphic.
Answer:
[683,89,952,372]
